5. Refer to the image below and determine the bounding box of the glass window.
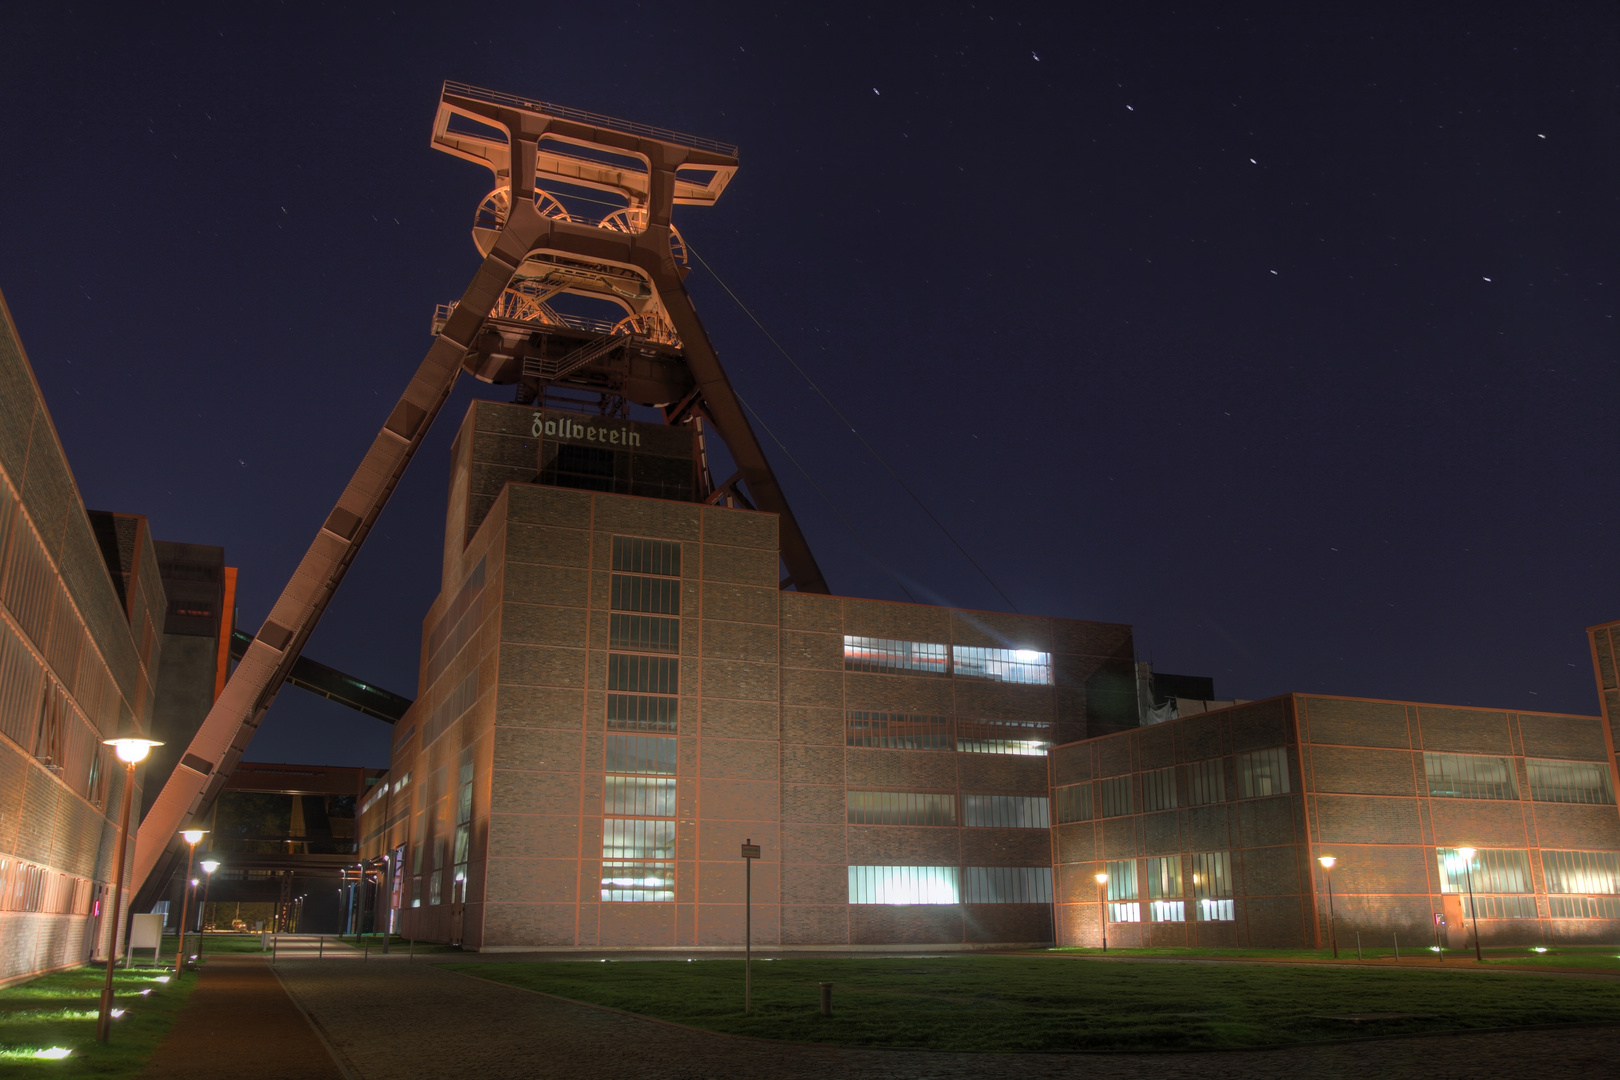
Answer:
[605,735,677,775]
[1526,759,1616,805]
[951,645,1053,686]
[847,866,960,904]
[606,693,677,733]
[1236,748,1291,798]
[1141,767,1177,812]
[1054,782,1092,824]
[600,862,675,903]
[962,867,1053,904]
[845,711,953,750]
[1424,752,1518,800]
[1436,846,1534,913]
[1542,850,1620,895]
[1099,775,1133,817]
[1106,859,1138,922]
[955,717,1051,756]
[1187,758,1226,806]
[847,791,957,826]
[1146,856,1183,922]
[611,574,680,615]
[607,654,678,695]
[963,795,1049,828]
[842,636,948,676]
[609,613,679,653]
[602,819,675,861]
[1190,852,1235,921]
[1548,896,1620,919]
[612,536,681,576]
[451,757,473,904]
[605,776,677,818]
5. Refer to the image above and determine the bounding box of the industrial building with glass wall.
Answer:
[358,397,1620,950]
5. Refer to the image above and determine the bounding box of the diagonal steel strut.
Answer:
[130,201,548,900]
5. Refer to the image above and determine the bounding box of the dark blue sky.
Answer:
[1,4,1614,767]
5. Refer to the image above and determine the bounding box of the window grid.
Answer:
[1462,895,1539,920]
[611,536,681,577]
[611,574,680,615]
[1146,856,1182,900]
[1423,752,1518,800]
[1141,767,1177,812]
[845,711,953,750]
[1436,847,1533,895]
[450,758,473,903]
[606,693,678,733]
[847,791,957,826]
[1236,747,1291,798]
[1549,896,1620,919]
[604,734,677,775]
[609,613,679,653]
[955,717,1052,756]
[951,645,1053,685]
[962,867,1053,904]
[1526,759,1616,805]
[1105,860,1137,903]
[848,865,960,905]
[601,861,675,903]
[607,654,679,694]
[1541,850,1620,895]
[963,794,1049,829]
[1099,775,1133,818]
[605,776,677,818]
[1187,758,1226,806]
[1054,782,1093,824]
[842,636,948,676]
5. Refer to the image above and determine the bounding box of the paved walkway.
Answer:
[273,959,1619,1080]
[140,955,346,1080]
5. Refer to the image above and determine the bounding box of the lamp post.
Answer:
[1095,872,1108,952]
[1317,856,1338,959]
[198,860,220,961]
[1457,847,1483,962]
[97,737,161,1044]
[174,829,206,975]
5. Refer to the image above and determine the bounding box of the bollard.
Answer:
[318,936,324,959]
[271,935,277,964]
[409,938,415,961]
[1393,933,1400,961]
[365,941,370,961]
[1355,932,1362,961]
[819,982,833,1017]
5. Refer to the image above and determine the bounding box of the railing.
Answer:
[431,302,621,338]
[442,81,738,157]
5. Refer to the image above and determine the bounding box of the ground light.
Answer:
[97,736,161,1044]
[34,1048,72,1060]
[1533,947,1549,953]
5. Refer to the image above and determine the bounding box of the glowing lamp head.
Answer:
[105,737,162,764]
[190,878,199,887]
[1317,855,1336,869]
[182,829,205,845]
[1095,872,1108,884]
[1457,847,1477,860]
[201,860,220,875]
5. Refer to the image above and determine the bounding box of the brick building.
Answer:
[0,292,168,984]
[360,399,1620,950]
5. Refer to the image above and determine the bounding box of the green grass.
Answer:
[0,964,197,1076]
[442,955,1620,1053]
[1047,944,1620,970]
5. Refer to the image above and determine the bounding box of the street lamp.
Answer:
[1094,872,1108,952]
[198,860,220,961]
[97,737,161,1044]
[1317,856,1338,959]
[174,829,207,975]
[1456,847,1483,962]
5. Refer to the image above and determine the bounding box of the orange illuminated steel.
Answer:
[131,82,829,900]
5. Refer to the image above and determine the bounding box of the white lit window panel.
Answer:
[950,646,1053,685]
[843,636,949,676]
[847,865,960,905]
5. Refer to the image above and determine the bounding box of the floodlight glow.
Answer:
[153,975,171,983]
[34,1047,72,1060]
[201,860,220,874]
[1532,947,1548,953]
[182,829,205,844]
[140,989,152,996]
[104,737,161,763]
[1429,946,1441,952]
[1317,855,1336,869]
[1014,650,1042,662]
[110,1009,125,1018]
[1456,847,1477,860]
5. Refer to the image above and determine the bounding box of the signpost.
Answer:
[741,839,760,1015]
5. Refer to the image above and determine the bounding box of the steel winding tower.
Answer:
[132,83,828,901]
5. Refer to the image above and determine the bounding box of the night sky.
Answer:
[1,6,1614,768]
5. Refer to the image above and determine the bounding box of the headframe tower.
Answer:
[132,84,827,901]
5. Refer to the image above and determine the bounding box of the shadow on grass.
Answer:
[440,954,1620,1053]
[0,964,197,1077]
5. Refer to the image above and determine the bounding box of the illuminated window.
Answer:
[845,711,952,750]
[1190,852,1235,921]
[847,865,960,904]
[951,646,1052,685]
[956,717,1051,756]
[963,794,1049,828]
[1099,775,1133,817]
[609,613,679,653]
[842,636,948,676]
[1147,856,1184,921]
[605,735,677,775]
[1106,860,1139,922]
[601,862,675,903]
[1054,782,1093,824]
[1424,752,1518,800]
[1187,758,1226,806]
[1526,759,1615,805]
[612,536,681,576]
[846,791,956,826]
[962,867,1052,903]
[1141,767,1177,812]
[450,757,473,904]
[1436,847,1536,918]
[1542,850,1620,895]
[605,776,677,818]
[1236,748,1291,798]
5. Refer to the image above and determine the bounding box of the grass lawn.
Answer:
[0,964,197,1076]
[443,954,1620,1053]
[1047,944,1620,971]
